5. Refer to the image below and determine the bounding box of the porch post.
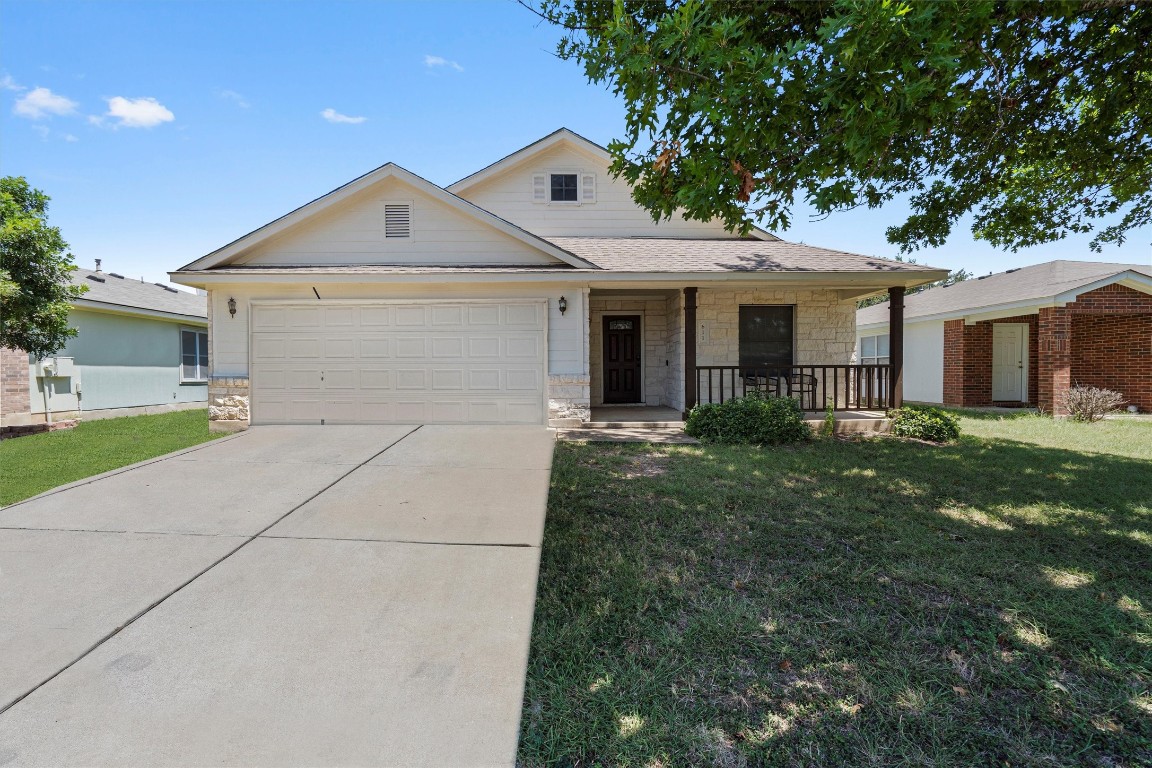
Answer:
[684,287,698,415]
[1037,306,1071,416]
[889,286,905,408]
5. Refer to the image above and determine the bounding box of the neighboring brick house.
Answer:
[0,266,208,431]
[857,261,1152,415]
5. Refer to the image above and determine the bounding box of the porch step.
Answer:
[583,421,685,429]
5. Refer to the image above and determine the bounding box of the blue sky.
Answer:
[4,0,1149,289]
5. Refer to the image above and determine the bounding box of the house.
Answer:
[169,129,947,431]
[0,266,209,431]
[856,260,1152,414]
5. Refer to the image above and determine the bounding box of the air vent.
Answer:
[109,272,125,279]
[87,274,106,283]
[154,282,178,292]
[384,203,411,239]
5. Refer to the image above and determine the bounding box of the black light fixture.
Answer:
[558,296,568,316]
[227,297,237,318]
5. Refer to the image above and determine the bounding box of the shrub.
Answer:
[685,393,812,445]
[889,406,961,442]
[1063,385,1126,422]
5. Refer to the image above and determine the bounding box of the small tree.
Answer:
[0,177,85,358]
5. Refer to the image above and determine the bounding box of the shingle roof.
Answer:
[857,260,1152,325]
[73,268,207,319]
[547,237,944,273]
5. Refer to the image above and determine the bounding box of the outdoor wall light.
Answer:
[228,297,237,318]
[558,296,568,315]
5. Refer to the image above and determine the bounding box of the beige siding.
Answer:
[456,144,737,239]
[235,177,562,267]
[208,283,585,379]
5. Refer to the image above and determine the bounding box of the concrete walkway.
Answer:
[0,425,554,767]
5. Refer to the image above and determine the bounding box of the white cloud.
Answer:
[14,86,78,119]
[219,89,249,108]
[103,96,175,128]
[320,107,367,124]
[424,55,463,72]
[62,133,78,142]
[0,74,24,91]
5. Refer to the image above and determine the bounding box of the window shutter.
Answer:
[532,174,546,203]
[384,203,411,239]
[581,173,596,203]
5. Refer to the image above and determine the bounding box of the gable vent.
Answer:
[532,174,546,203]
[384,203,411,239]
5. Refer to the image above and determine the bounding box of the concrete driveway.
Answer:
[0,425,554,767]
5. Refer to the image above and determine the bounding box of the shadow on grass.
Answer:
[520,432,1152,767]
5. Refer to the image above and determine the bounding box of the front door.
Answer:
[603,316,642,403]
[992,323,1028,402]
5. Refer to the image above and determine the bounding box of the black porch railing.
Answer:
[694,365,893,411]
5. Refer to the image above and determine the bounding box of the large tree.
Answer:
[0,177,85,358]
[537,0,1152,252]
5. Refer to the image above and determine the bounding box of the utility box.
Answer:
[35,356,76,378]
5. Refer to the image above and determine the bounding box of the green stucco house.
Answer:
[0,265,208,429]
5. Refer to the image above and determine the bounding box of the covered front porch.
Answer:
[581,284,909,422]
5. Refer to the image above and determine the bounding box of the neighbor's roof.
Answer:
[857,260,1152,325]
[547,237,946,274]
[72,268,207,320]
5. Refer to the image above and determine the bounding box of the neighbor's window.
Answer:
[550,173,578,202]
[859,334,890,365]
[181,329,209,383]
[739,306,794,372]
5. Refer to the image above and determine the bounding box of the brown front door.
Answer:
[603,316,642,403]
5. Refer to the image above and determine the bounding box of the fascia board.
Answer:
[73,299,208,325]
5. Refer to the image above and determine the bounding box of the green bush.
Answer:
[685,393,812,444]
[889,406,961,442]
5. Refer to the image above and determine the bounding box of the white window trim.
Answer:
[180,327,209,383]
[538,169,596,206]
[382,199,414,242]
[858,333,890,366]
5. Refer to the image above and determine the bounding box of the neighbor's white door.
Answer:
[991,323,1028,402]
[249,301,546,424]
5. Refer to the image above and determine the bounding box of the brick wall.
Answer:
[0,346,31,426]
[1066,285,1152,412]
[942,315,1037,407]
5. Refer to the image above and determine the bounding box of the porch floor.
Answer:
[586,406,891,435]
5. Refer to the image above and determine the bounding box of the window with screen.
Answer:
[181,328,209,383]
[550,174,578,202]
[739,306,794,373]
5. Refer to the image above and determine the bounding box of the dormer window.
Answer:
[550,174,578,202]
[533,171,596,205]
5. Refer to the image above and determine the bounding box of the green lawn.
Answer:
[0,409,221,506]
[520,414,1152,766]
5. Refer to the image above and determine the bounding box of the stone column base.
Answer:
[208,376,250,432]
[548,374,591,427]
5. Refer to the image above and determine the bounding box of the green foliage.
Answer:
[821,400,836,437]
[539,1,1152,253]
[0,176,85,358]
[685,392,811,444]
[889,405,961,442]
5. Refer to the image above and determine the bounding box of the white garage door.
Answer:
[250,301,546,425]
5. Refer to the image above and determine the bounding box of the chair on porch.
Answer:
[786,373,818,410]
[741,368,783,398]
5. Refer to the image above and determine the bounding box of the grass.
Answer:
[0,409,221,506]
[520,412,1152,767]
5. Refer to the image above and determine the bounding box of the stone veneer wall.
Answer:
[208,376,250,432]
[588,296,675,407]
[1,346,32,427]
[548,373,591,423]
[665,292,685,412]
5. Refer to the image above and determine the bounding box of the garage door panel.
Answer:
[251,301,545,425]
[324,338,357,359]
[395,369,427,390]
[395,338,427,358]
[359,369,393,390]
[431,337,464,358]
